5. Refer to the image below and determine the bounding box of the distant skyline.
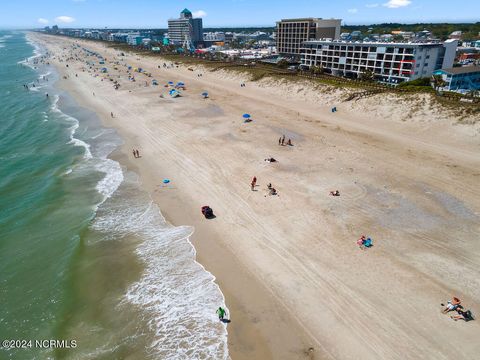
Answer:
[0,0,479,29]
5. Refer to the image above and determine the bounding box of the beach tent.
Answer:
[169,89,181,98]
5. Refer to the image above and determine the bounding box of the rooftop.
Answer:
[303,39,447,46]
[439,66,480,75]
[277,18,341,23]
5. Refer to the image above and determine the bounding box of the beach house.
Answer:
[433,66,480,94]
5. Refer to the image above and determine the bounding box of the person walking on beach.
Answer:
[111,112,114,118]
[278,137,282,145]
[217,307,226,321]
[251,176,257,191]
[281,135,285,146]
[135,149,140,158]
[133,149,137,158]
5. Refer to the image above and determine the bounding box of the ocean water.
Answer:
[0,31,228,359]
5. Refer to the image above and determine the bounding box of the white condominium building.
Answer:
[301,39,457,83]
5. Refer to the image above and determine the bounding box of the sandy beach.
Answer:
[30,32,480,359]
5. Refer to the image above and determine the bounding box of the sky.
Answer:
[0,0,479,29]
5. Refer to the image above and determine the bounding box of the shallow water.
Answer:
[0,31,228,359]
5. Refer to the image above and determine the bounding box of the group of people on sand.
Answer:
[132,149,141,158]
[442,297,475,322]
[250,177,278,196]
[278,135,293,146]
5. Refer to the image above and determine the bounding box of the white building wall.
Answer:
[301,40,455,83]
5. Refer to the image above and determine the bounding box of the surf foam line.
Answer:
[92,181,229,359]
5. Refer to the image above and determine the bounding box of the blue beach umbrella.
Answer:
[242,113,251,119]
[163,179,170,184]
[168,81,174,85]
[202,92,209,98]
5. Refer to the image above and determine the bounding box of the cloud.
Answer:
[348,8,358,13]
[366,3,379,8]
[38,18,49,24]
[55,16,76,23]
[383,0,412,8]
[192,10,207,18]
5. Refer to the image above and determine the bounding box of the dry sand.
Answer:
[31,33,480,360]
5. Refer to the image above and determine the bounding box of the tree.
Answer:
[431,74,446,92]
[359,69,375,82]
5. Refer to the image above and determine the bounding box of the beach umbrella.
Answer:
[168,81,174,85]
[177,82,185,86]
[202,92,209,98]
[242,113,251,119]
[163,179,170,184]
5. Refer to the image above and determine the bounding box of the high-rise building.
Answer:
[168,8,203,48]
[276,18,341,57]
[300,39,458,84]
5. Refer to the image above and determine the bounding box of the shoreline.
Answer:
[31,32,480,360]
[33,34,314,359]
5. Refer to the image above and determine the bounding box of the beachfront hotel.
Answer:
[168,8,203,48]
[300,39,458,84]
[276,18,341,58]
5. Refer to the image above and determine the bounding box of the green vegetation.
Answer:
[343,22,480,41]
